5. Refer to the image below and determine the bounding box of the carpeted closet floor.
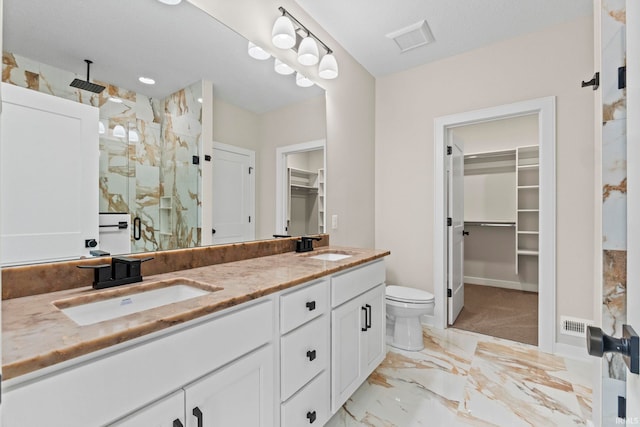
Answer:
[452,284,538,346]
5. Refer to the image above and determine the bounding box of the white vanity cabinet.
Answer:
[110,391,185,427]
[3,299,275,427]
[330,260,386,413]
[279,278,330,427]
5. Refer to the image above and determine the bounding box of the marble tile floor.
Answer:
[326,326,594,427]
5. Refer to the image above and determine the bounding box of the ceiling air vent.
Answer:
[386,20,435,53]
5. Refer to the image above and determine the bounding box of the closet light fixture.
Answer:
[272,7,339,80]
[248,41,271,60]
[113,125,126,138]
[274,58,295,75]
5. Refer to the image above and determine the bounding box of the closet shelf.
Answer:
[464,221,515,227]
[517,250,539,256]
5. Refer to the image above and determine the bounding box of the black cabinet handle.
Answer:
[307,410,317,424]
[133,217,141,240]
[306,349,317,361]
[173,419,184,427]
[361,306,368,331]
[192,407,203,427]
[366,304,372,329]
[306,301,316,311]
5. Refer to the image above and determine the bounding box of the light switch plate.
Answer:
[331,215,338,229]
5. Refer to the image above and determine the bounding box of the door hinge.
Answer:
[447,217,452,227]
[619,66,627,89]
[447,146,452,155]
[248,216,251,223]
[447,289,452,298]
[192,155,200,165]
[204,154,211,162]
[618,396,626,419]
[249,166,253,174]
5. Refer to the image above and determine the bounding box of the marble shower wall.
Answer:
[2,52,202,253]
[601,0,627,385]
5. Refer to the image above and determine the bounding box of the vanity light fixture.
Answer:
[274,58,295,75]
[98,121,106,135]
[248,41,271,60]
[138,76,156,85]
[295,72,314,88]
[129,129,140,143]
[272,7,339,80]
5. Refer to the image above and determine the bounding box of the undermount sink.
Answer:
[308,253,353,261]
[54,279,221,326]
[303,250,355,261]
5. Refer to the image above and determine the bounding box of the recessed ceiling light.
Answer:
[138,76,156,85]
[386,20,435,53]
[156,0,182,5]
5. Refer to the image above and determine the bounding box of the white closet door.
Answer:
[1,83,99,265]
[448,136,465,324]
[211,143,255,244]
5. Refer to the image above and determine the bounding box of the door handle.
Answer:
[192,407,203,427]
[173,419,184,427]
[307,410,317,424]
[361,306,368,331]
[587,324,639,374]
[365,304,372,329]
[133,217,141,240]
[306,300,316,311]
[306,349,317,361]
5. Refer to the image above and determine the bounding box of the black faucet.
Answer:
[78,256,153,289]
[296,236,322,253]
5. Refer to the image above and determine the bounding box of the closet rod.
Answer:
[464,221,515,227]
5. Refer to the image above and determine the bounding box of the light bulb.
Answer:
[318,53,339,79]
[296,72,314,88]
[113,125,126,138]
[274,58,295,75]
[298,36,319,66]
[248,41,270,60]
[272,15,296,49]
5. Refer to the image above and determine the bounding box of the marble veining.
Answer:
[2,245,387,380]
[327,327,593,427]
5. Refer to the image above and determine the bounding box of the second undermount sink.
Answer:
[54,279,221,326]
[308,253,353,261]
[303,250,355,261]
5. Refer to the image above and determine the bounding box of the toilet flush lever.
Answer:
[587,324,639,374]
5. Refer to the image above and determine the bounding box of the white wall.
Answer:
[189,0,376,248]
[375,16,595,345]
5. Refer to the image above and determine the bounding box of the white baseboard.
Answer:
[554,342,591,361]
[464,276,538,293]
[420,314,435,327]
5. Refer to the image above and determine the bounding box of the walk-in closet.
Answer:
[451,115,540,345]
[286,149,325,236]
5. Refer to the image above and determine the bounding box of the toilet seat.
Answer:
[386,285,434,303]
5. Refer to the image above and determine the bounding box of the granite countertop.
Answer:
[2,247,389,381]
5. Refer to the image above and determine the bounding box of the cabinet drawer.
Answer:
[280,278,328,334]
[281,315,329,401]
[281,371,329,427]
[332,260,385,307]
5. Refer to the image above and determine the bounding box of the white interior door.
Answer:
[626,0,640,419]
[211,143,255,244]
[1,83,99,265]
[448,135,465,324]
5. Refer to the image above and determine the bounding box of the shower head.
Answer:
[70,59,106,94]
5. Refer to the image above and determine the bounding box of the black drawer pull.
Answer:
[366,304,372,329]
[306,349,317,361]
[173,419,184,427]
[361,306,368,331]
[192,407,203,427]
[306,301,316,311]
[307,410,317,424]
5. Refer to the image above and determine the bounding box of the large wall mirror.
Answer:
[1,0,327,265]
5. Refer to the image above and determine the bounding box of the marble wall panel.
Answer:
[602,119,627,250]
[602,0,627,122]
[133,165,160,253]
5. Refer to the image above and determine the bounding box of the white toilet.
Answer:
[385,285,435,351]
